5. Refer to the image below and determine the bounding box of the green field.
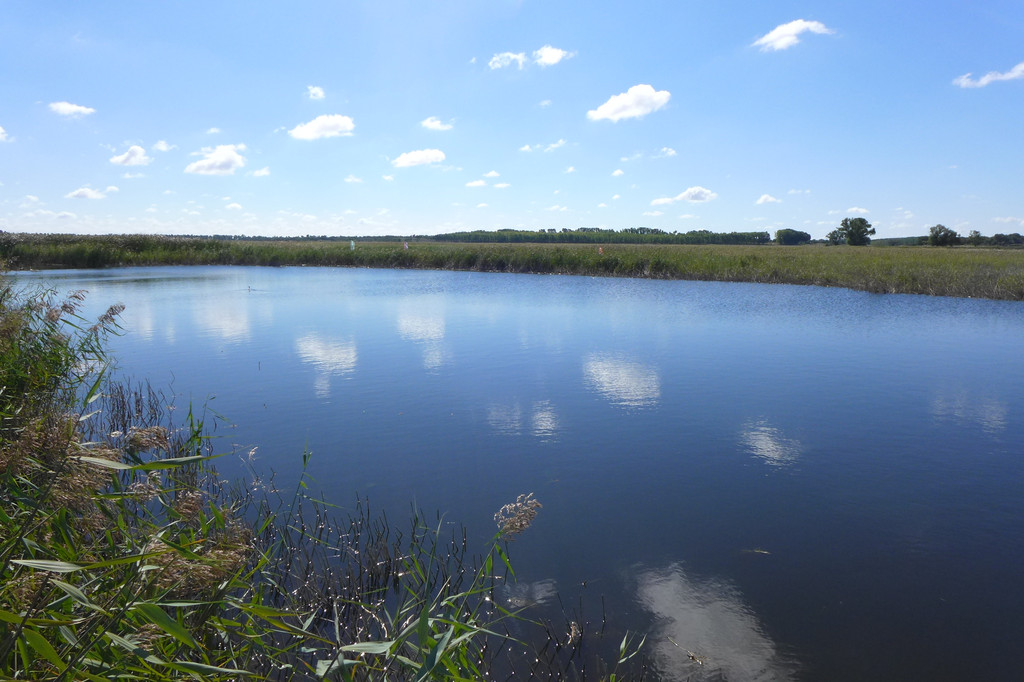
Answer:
[4,233,1024,300]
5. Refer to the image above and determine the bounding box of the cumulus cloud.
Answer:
[788,188,810,194]
[651,186,718,205]
[484,170,500,178]
[546,204,567,212]
[184,144,247,175]
[494,182,510,188]
[382,174,394,181]
[65,186,117,199]
[753,19,835,51]
[421,116,454,131]
[612,169,624,177]
[289,114,355,140]
[545,139,566,152]
[344,174,362,183]
[519,143,535,152]
[152,140,175,152]
[466,179,486,187]
[307,85,325,100]
[49,101,95,117]
[643,210,664,217]
[489,52,526,69]
[533,45,574,66]
[847,206,869,214]
[0,126,7,142]
[655,147,677,157]
[565,166,576,173]
[252,166,271,177]
[756,194,781,204]
[392,148,445,167]
[476,203,488,208]
[587,84,670,122]
[226,202,242,210]
[206,127,221,134]
[538,99,552,108]
[953,61,1024,88]
[109,145,152,166]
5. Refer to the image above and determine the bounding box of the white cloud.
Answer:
[538,99,552,108]
[476,203,488,208]
[953,61,1024,88]
[612,194,621,200]
[206,127,221,134]
[565,166,576,173]
[252,166,271,177]
[484,170,500,178]
[788,188,810,194]
[679,214,697,219]
[994,216,1024,227]
[545,139,566,152]
[587,84,671,122]
[184,144,247,175]
[494,182,510,189]
[489,52,526,70]
[847,206,869,214]
[546,204,568,212]
[533,45,574,67]
[382,174,394,181]
[655,147,677,158]
[392,148,445,167]
[756,194,781,205]
[307,85,325,100]
[109,145,152,166]
[643,210,664,217]
[466,179,486,187]
[226,202,243,210]
[0,126,7,142]
[753,19,835,52]
[152,140,175,152]
[49,101,95,117]
[598,203,608,208]
[344,174,363,183]
[65,186,112,199]
[519,144,535,152]
[289,114,355,140]
[122,172,144,179]
[612,169,624,177]
[651,186,718,205]
[421,116,454,131]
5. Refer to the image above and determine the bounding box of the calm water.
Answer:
[15,266,1024,681]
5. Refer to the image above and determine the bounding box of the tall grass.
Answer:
[0,278,643,680]
[4,233,1024,300]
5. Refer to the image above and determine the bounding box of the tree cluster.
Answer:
[775,229,812,245]
[827,218,876,246]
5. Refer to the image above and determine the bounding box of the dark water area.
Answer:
[14,265,1024,681]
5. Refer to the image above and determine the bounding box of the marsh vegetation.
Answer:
[3,232,1024,300]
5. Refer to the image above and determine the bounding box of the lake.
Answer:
[14,265,1024,681]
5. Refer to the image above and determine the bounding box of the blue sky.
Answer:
[2,0,1022,239]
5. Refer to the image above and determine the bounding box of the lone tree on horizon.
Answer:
[827,217,875,246]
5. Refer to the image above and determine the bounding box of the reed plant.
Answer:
[0,277,644,680]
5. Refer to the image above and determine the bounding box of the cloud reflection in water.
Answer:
[583,353,660,407]
[740,419,801,468]
[931,391,1007,434]
[487,400,560,439]
[397,311,449,370]
[634,564,796,681]
[295,334,357,398]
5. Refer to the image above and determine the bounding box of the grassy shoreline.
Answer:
[4,233,1024,300]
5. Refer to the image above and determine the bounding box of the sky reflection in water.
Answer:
[13,266,1024,681]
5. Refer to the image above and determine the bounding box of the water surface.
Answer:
[16,266,1024,681]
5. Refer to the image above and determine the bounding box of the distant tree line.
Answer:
[428,227,772,245]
